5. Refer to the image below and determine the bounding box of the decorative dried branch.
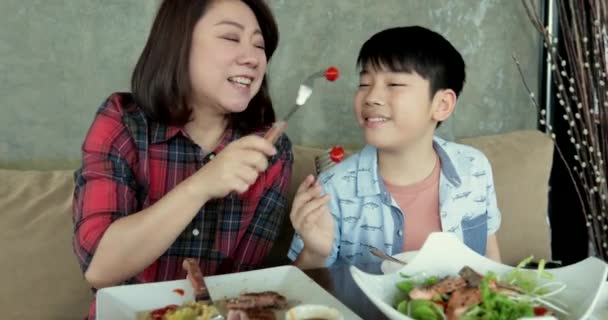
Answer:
[517,0,608,260]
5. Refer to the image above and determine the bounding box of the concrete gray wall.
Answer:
[0,0,541,169]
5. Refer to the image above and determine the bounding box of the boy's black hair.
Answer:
[356,26,466,98]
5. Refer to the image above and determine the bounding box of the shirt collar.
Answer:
[149,120,238,156]
[355,137,462,197]
[149,121,184,144]
[432,136,462,187]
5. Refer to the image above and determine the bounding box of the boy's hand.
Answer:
[290,175,335,258]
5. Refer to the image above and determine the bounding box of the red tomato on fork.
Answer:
[329,145,345,163]
[325,66,339,81]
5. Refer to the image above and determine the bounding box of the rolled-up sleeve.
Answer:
[72,103,138,274]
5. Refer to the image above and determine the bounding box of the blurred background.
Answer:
[0,0,541,168]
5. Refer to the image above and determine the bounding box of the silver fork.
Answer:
[282,70,325,121]
[263,70,328,143]
[369,247,407,265]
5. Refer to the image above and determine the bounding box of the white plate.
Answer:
[351,232,608,320]
[380,251,419,274]
[590,284,608,320]
[96,265,362,320]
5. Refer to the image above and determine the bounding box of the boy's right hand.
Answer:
[290,175,335,258]
[193,135,277,200]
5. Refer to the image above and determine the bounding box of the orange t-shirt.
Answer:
[384,155,442,251]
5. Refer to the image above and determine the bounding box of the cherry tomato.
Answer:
[325,66,339,81]
[329,146,345,163]
[534,306,549,316]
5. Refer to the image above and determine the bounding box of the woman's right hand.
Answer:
[193,135,277,200]
[290,175,334,258]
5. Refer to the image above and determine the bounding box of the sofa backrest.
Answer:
[0,129,554,319]
[0,169,93,319]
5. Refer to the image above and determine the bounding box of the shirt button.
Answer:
[192,228,200,236]
[397,230,403,237]
[208,153,216,160]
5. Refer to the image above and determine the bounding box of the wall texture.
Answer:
[0,0,542,169]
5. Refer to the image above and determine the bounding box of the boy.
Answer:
[288,26,502,269]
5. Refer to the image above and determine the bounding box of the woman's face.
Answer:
[189,0,267,115]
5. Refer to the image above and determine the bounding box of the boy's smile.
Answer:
[361,110,391,128]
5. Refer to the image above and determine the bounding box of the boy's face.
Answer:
[353,66,453,151]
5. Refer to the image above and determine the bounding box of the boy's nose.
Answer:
[365,96,385,107]
[363,85,385,107]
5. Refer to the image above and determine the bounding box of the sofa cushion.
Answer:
[0,169,93,319]
[459,130,553,265]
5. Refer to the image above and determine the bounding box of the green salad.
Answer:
[393,257,567,320]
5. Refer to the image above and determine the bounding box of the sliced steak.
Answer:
[446,287,482,320]
[409,277,467,300]
[226,291,288,310]
[458,266,484,287]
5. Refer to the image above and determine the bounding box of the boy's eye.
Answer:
[254,43,265,50]
[389,83,407,87]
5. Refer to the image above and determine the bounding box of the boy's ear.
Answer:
[431,89,457,122]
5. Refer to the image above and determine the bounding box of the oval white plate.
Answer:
[380,251,419,274]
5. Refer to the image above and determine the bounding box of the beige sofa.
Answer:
[0,130,554,320]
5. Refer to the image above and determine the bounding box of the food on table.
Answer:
[225,291,289,310]
[224,291,289,320]
[141,258,339,320]
[393,258,565,320]
[136,301,219,320]
[137,290,291,320]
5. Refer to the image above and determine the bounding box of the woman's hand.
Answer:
[194,135,278,200]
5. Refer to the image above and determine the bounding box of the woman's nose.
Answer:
[236,44,260,69]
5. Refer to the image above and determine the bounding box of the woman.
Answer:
[72,0,292,318]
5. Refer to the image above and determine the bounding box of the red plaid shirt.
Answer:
[72,93,293,319]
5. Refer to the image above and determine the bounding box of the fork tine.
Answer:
[304,70,325,84]
[265,70,326,143]
[370,248,407,265]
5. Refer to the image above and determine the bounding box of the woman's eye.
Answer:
[221,36,239,43]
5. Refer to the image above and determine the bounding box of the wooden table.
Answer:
[303,263,389,320]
